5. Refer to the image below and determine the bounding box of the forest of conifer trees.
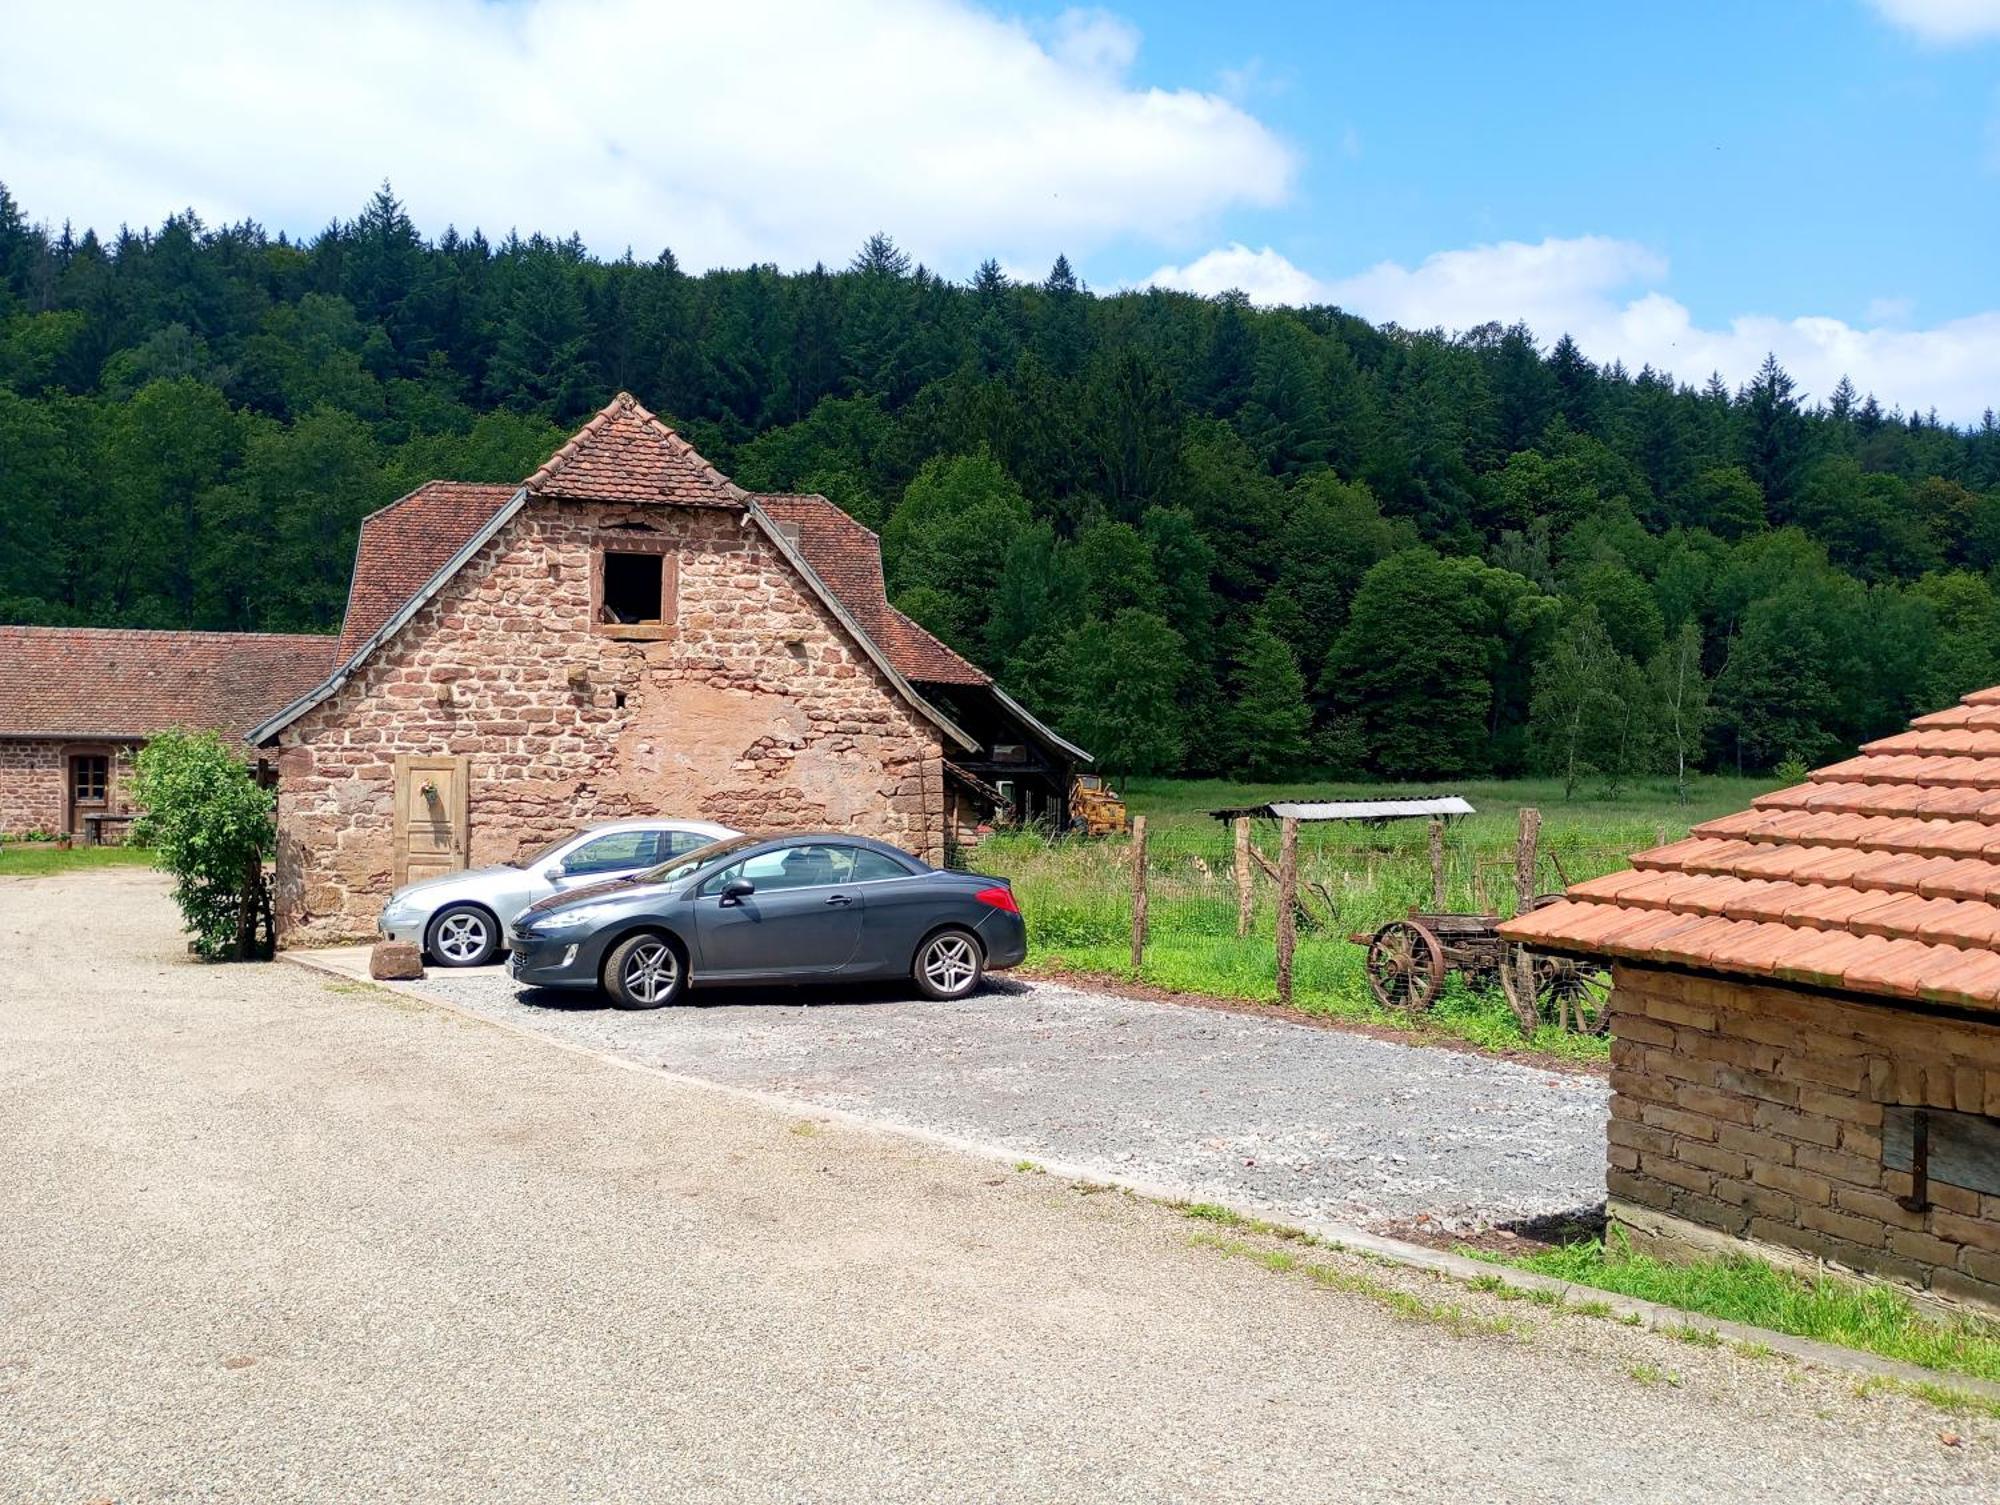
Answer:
[4,183,2000,784]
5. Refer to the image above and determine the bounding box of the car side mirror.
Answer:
[543,865,566,881]
[719,877,755,905]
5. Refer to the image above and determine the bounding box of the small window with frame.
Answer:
[72,755,109,803]
[594,543,678,638]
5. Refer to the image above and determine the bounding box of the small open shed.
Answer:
[1503,688,2000,1315]
[1208,795,1476,826]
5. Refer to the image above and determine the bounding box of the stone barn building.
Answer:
[249,393,1080,946]
[1504,688,2000,1314]
[0,627,333,841]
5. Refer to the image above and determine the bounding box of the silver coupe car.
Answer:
[378,819,739,967]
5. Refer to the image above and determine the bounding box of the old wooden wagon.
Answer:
[1350,900,1613,1036]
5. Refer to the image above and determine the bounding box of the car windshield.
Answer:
[639,834,760,886]
[512,831,581,870]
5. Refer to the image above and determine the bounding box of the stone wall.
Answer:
[272,500,948,945]
[0,739,139,837]
[0,739,63,835]
[1608,961,2000,1313]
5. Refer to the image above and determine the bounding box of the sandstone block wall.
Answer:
[273,501,948,944]
[1608,961,2000,1312]
[0,740,64,835]
[0,739,139,837]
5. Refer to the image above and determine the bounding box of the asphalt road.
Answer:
[406,960,1609,1232]
[3,870,1994,1503]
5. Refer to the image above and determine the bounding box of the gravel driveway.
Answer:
[387,961,1606,1232]
[7,870,1996,1504]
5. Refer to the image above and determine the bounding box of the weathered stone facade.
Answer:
[0,738,138,838]
[1608,962,2000,1314]
[0,740,65,835]
[273,499,947,944]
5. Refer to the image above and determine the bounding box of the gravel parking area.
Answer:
[391,961,1608,1232]
[7,871,1996,1503]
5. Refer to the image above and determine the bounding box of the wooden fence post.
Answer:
[1515,806,1541,915]
[1276,817,1299,1007]
[1130,814,1148,975]
[1428,819,1446,909]
[1234,816,1253,938]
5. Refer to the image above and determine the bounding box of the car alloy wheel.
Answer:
[428,905,497,967]
[621,940,679,1005]
[919,932,980,998]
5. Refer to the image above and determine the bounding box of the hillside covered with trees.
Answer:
[4,184,1999,788]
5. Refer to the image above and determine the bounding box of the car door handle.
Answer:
[825,893,852,905]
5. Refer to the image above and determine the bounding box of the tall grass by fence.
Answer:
[965,810,1650,1060]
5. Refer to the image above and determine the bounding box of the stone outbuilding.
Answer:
[1503,688,2000,1314]
[250,393,1082,946]
[0,627,334,841]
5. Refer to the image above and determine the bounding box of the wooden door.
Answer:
[67,752,110,838]
[393,755,470,886]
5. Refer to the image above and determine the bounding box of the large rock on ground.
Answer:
[369,941,424,981]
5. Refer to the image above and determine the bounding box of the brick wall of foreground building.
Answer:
[1608,962,2000,1313]
[273,500,947,945]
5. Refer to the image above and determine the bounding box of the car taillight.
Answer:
[974,885,1020,915]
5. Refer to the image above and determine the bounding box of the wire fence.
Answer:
[964,812,1642,1038]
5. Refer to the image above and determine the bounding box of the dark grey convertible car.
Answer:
[505,833,1028,1008]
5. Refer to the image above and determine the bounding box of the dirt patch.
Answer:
[1014,964,1609,1080]
[1383,1205,1608,1259]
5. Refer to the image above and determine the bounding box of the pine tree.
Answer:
[1221,618,1311,777]
[1739,353,1806,517]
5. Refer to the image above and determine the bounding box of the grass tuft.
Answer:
[1191,1232,1521,1340]
[1489,1237,2000,1384]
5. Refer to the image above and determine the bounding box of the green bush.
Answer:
[130,729,276,960]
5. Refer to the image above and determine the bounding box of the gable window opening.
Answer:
[601,551,665,625]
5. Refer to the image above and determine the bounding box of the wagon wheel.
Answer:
[1501,947,1614,1037]
[1364,919,1446,1013]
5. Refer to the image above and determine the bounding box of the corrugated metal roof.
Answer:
[1210,796,1476,822]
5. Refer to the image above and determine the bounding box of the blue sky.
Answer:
[1125,0,1997,329]
[4,0,1998,415]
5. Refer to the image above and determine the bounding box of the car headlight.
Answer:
[382,897,425,921]
[529,904,614,932]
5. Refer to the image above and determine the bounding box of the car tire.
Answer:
[913,928,984,1001]
[426,903,499,968]
[603,933,687,1010]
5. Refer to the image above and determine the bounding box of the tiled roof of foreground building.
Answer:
[1501,684,2000,1012]
[0,626,336,739]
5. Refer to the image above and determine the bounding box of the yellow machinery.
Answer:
[1069,775,1128,837]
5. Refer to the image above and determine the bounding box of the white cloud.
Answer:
[1867,0,2000,43]
[1148,238,2000,422]
[0,0,1294,273]
[1143,243,1328,306]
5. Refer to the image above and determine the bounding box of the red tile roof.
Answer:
[754,494,988,687]
[336,481,520,660]
[526,391,745,507]
[0,627,336,740]
[1501,683,2000,1012]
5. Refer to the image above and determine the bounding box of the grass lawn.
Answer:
[976,773,1781,1060]
[1486,1236,2000,1393]
[0,844,156,877]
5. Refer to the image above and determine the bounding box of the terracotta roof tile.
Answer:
[327,474,993,697]
[1496,678,2000,1012]
[335,481,520,660]
[0,626,335,740]
[525,392,745,508]
[754,495,988,687]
